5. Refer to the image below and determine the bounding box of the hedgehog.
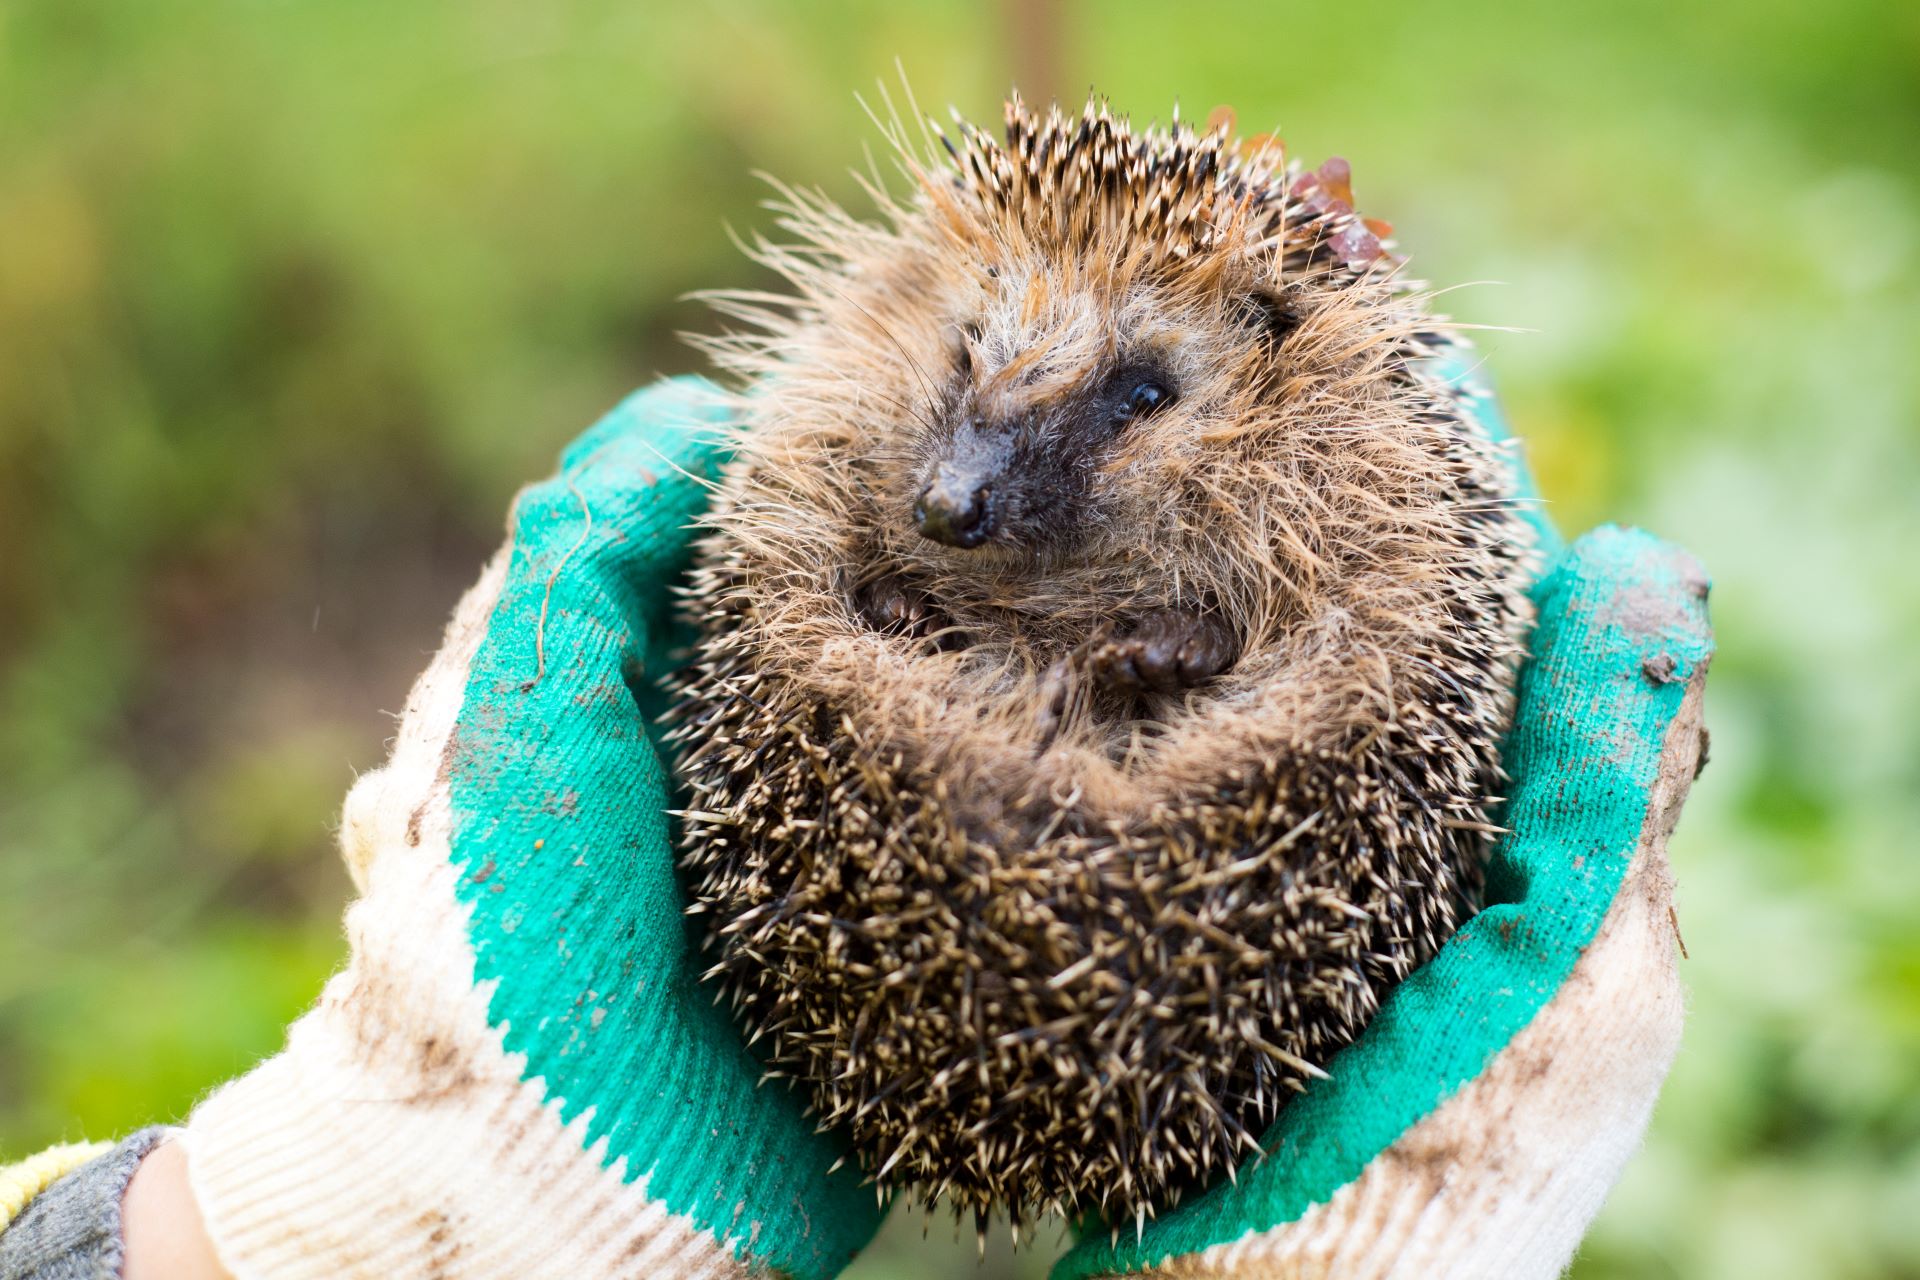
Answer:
[667,93,1536,1234]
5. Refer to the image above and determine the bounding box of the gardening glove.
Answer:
[180,379,883,1280]
[1053,373,1714,1280]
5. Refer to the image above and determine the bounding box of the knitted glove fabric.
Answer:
[1054,376,1714,1280]
[181,380,882,1280]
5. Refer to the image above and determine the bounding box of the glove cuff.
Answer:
[182,856,758,1280]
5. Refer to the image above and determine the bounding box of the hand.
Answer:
[176,380,883,1280]
[1053,374,1714,1280]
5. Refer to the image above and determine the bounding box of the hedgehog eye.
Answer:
[1117,379,1173,422]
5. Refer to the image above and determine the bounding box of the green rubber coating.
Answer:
[446,379,883,1280]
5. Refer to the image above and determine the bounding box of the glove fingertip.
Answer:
[1504,524,1713,817]
[500,377,733,584]
[562,375,733,489]
[1536,524,1713,670]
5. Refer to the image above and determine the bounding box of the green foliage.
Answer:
[0,2,1914,1277]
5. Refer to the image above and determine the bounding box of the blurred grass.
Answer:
[1,2,1916,1277]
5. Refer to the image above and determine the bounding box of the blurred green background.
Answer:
[1,1,1916,1276]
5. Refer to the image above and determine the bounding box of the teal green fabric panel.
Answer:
[445,378,881,1280]
[1054,526,1712,1279]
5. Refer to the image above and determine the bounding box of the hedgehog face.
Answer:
[911,259,1314,562]
[879,274,1304,670]
[911,338,1179,552]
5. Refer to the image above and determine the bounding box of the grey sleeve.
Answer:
[0,1128,175,1280]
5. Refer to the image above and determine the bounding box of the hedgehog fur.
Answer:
[667,93,1536,1232]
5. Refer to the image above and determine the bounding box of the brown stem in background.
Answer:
[1003,0,1069,106]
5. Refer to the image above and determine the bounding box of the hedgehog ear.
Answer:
[1243,291,1302,346]
[955,321,983,377]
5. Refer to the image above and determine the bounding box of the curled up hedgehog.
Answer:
[668,93,1536,1234]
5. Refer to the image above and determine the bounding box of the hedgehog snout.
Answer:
[915,415,1019,549]
[915,466,994,547]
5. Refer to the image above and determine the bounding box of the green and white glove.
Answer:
[1053,377,1715,1279]
[182,380,882,1280]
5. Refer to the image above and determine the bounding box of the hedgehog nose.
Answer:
[914,475,993,548]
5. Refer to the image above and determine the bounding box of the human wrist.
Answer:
[123,1140,232,1280]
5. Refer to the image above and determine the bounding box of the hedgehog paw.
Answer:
[1087,609,1237,695]
[854,575,948,642]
